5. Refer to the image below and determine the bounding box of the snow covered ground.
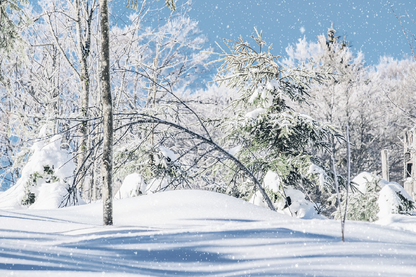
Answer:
[1,190,416,276]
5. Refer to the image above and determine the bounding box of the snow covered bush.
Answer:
[114,144,187,195]
[0,135,80,209]
[114,171,175,200]
[250,171,319,218]
[114,173,147,199]
[377,180,414,218]
[333,172,414,222]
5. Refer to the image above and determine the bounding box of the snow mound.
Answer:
[352,172,376,193]
[377,181,414,218]
[114,173,147,199]
[114,190,286,227]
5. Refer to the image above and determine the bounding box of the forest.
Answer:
[1,0,416,224]
[4,1,416,276]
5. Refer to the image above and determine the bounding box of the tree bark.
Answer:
[381,149,389,181]
[342,125,351,243]
[75,0,92,200]
[99,0,113,226]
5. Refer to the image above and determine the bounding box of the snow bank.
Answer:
[377,181,414,218]
[2,190,416,276]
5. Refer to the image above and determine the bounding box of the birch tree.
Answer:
[99,0,178,225]
[99,0,112,225]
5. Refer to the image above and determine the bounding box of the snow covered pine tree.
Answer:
[214,30,339,214]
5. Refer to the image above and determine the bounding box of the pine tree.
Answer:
[0,0,28,58]
[214,30,339,210]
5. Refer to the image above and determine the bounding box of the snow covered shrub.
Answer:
[114,144,188,194]
[250,171,320,218]
[114,173,147,199]
[333,172,380,222]
[333,172,414,222]
[149,146,184,181]
[306,164,340,216]
[377,181,414,218]
[0,135,79,209]
[21,165,59,206]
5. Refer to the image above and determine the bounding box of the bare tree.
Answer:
[99,0,113,225]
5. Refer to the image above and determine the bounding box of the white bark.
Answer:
[99,0,113,226]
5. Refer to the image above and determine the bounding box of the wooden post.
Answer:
[381,149,389,181]
[404,129,415,199]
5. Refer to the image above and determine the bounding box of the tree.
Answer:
[0,0,28,58]
[285,25,416,182]
[213,30,338,212]
[74,0,95,198]
[0,0,29,189]
[99,0,178,225]
[99,0,112,225]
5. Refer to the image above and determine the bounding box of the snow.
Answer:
[245,108,266,119]
[352,172,376,193]
[1,189,416,276]
[0,135,77,210]
[352,172,414,220]
[263,170,281,193]
[227,145,241,156]
[114,173,146,199]
[159,146,178,162]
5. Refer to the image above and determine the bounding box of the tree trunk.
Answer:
[99,0,113,226]
[75,0,92,200]
[381,149,389,181]
[342,125,351,243]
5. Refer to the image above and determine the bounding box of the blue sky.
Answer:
[109,1,416,65]
[185,0,416,65]
[29,0,416,65]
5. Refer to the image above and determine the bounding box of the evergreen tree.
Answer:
[0,0,28,58]
[214,30,339,210]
